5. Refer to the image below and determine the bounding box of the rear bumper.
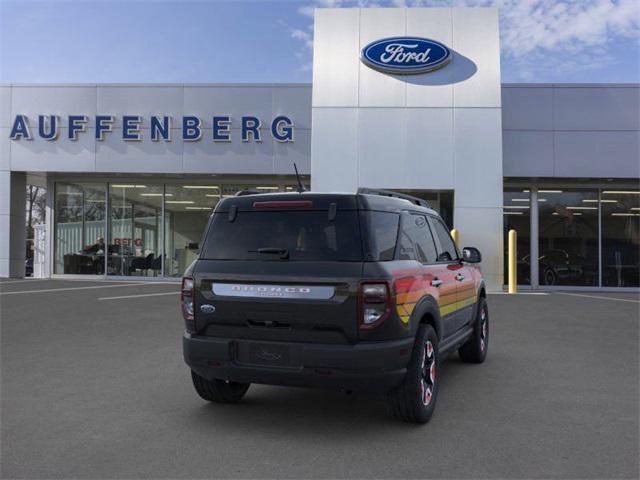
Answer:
[183,334,413,393]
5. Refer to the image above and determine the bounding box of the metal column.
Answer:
[530,185,539,289]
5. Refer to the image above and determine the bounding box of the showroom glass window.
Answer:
[503,189,531,285]
[54,183,106,274]
[164,183,284,277]
[108,184,162,276]
[601,189,640,287]
[164,184,221,277]
[538,189,598,286]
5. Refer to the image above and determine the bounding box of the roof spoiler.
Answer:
[357,188,432,209]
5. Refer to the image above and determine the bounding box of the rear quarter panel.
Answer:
[361,261,447,341]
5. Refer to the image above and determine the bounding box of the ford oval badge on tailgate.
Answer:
[361,36,451,75]
[200,304,216,314]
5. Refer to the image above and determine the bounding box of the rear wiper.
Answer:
[249,247,290,259]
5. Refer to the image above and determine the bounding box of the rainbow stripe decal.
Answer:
[394,272,476,324]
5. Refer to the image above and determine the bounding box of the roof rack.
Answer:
[235,189,261,196]
[357,188,432,209]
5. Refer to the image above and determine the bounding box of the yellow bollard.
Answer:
[450,229,460,248]
[508,229,517,294]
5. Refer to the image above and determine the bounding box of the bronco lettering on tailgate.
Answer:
[212,283,335,300]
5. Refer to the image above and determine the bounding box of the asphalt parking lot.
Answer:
[1,279,638,479]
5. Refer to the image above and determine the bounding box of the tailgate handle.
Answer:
[247,319,291,329]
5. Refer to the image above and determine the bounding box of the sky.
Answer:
[1,0,639,84]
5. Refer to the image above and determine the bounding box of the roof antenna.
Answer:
[293,163,306,193]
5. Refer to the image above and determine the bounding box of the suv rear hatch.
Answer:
[192,194,364,344]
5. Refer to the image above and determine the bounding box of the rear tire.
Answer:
[191,371,250,403]
[386,324,439,424]
[458,297,489,364]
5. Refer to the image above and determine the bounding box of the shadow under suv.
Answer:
[182,189,488,423]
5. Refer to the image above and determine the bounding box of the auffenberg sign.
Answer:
[8,114,295,142]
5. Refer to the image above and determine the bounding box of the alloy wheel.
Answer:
[420,340,436,406]
[480,307,488,352]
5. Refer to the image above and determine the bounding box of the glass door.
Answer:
[107,184,162,276]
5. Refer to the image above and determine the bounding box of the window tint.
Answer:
[429,217,458,262]
[202,211,362,261]
[361,211,399,261]
[416,216,438,263]
[398,214,438,263]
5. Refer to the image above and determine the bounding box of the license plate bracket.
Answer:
[236,342,292,367]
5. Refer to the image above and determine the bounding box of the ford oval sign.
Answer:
[361,37,451,75]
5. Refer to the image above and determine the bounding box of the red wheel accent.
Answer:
[421,340,436,406]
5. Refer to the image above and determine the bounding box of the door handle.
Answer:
[431,278,443,287]
[455,273,465,282]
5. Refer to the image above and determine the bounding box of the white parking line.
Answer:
[0,283,163,296]
[556,292,640,304]
[489,292,549,295]
[0,279,53,285]
[98,291,179,301]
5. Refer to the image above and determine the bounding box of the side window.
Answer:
[361,211,399,261]
[429,217,458,262]
[398,214,438,263]
[416,216,438,263]
[398,224,417,261]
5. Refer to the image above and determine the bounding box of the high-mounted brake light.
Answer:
[252,200,313,209]
[358,282,391,330]
[181,277,196,333]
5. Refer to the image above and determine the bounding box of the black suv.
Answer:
[182,189,488,423]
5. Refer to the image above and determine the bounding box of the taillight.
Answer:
[181,277,196,333]
[358,282,391,330]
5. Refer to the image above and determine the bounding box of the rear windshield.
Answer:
[201,211,363,261]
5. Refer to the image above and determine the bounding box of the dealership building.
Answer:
[1,7,638,290]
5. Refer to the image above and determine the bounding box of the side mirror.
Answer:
[462,247,482,263]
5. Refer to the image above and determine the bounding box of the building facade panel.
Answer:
[358,8,407,107]
[310,108,359,192]
[0,171,26,278]
[501,86,553,131]
[403,108,454,189]
[502,130,555,177]
[452,8,501,108]
[502,84,640,179]
[272,86,313,130]
[0,86,11,128]
[182,138,275,174]
[274,129,311,175]
[10,129,96,172]
[405,8,454,108]
[183,86,273,129]
[554,131,640,178]
[0,128,10,171]
[454,206,504,289]
[453,108,503,208]
[553,86,640,131]
[95,134,184,173]
[11,86,98,128]
[356,108,407,187]
[96,86,184,129]
[312,8,360,107]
